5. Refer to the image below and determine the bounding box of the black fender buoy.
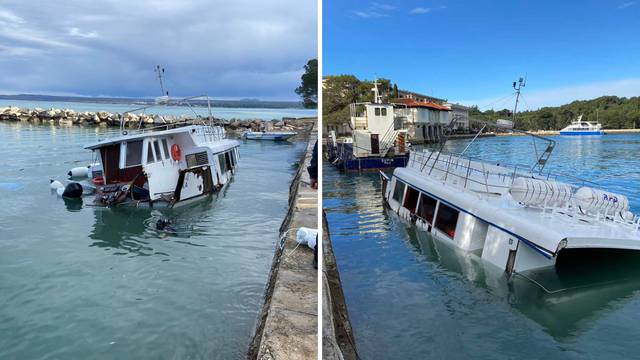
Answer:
[62,182,83,198]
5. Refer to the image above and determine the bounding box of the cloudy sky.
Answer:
[0,0,317,100]
[324,0,640,109]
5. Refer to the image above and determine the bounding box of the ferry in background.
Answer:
[560,115,605,135]
[242,130,297,141]
[326,80,409,171]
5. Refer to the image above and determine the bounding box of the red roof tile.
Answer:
[395,98,451,111]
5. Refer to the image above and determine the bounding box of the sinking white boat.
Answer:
[242,130,296,141]
[381,132,640,276]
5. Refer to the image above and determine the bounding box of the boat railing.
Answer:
[410,150,595,194]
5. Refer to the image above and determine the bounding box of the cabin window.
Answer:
[417,193,437,224]
[147,142,155,163]
[381,108,387,116]
[392,181,406,203]
[161,139,170,159]
[153,140,163,160]
[403,186,420,213]
[434,203,460,239]
[225,151,232,169]
[218,153,227,173]
[125,140,143,167]
[375,107,381,116]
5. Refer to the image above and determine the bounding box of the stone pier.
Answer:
[248,122,318,360]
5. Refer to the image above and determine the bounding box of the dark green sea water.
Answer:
[0,122,305,359]
[324,134,640,360]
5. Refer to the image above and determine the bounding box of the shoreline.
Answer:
[0,106,316,136]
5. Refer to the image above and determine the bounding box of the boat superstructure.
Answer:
[381,78,639,277]
[81,68,240,208]
[560,115,604,135]
[327,79,410,171]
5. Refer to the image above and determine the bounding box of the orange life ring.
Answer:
[171,144,181,161]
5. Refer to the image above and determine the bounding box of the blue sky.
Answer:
[324,0,640,109]
[0,1,317,100]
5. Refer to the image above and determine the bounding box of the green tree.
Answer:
[295,59,318,108]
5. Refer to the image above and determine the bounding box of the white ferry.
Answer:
[559,115,604,135]
[381,129,639,276]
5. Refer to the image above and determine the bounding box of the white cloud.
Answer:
[455,78,640,110]
[618,1,636,9]
[353,2,395,18]
[0,0,317,100]
[409,7,431,14]
[67,27,98,39]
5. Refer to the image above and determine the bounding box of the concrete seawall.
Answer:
[247,122,318,360]
[322,212,360,360]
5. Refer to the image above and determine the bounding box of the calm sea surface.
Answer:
[0,99,316,120]
[0,122,306,359]
[324,134,640,360]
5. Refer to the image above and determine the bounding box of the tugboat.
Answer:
[560,114,605,135]
[326,80,409,171]
[67,67,240,208]
[380,78,640,277]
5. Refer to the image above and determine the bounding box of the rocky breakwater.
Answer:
[0,106,315,135]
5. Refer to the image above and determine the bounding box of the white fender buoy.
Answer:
[68,166,89,178]
[50,179,64,190]
[296,227,318,249]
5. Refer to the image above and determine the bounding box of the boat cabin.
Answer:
[87,125,240,207]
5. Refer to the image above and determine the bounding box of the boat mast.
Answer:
[155,65,168,97]
[372,79,382,104]
[512,76,526,126]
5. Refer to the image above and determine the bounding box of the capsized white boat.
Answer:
[381,123,639,277]
[242,130,296,141]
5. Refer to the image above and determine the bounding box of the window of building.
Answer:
[381,108,387,116]
[417,193,437,224]
[125,140,143,167]
[375,107,381,116]
[392,181,405,203]
[435,203,460,239]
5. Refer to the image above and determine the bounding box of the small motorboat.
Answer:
[242,130,297,141]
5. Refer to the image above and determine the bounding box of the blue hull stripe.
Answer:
[559,131,604,135]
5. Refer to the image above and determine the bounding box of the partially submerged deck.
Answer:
[248,123,318,360]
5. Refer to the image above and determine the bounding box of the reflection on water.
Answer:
[0,122,305,359]
[324,134,640,360]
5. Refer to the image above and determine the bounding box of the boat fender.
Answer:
[296,227,318,250]
[171,144,182,161]
[50,179,64,190]
[62,182,83,198]
[68,166,89,178]
[575,187,629,214]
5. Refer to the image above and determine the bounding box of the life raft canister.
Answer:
[171,144,181,161]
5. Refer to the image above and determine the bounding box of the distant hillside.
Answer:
[0,94,304,109]
[470,96,640,130]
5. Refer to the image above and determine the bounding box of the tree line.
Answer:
[323,74,640,130]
